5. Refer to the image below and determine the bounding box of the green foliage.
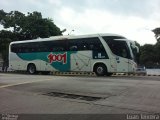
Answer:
[138,27,160,68]
[139,43,160,68]
[154,42,160,63]
[0,10,62,65]
[152,28,160,42]
[140,44,154,65]
[0,10,62,40]
[0,30,12,62]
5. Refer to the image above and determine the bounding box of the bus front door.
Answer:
[115,56,129,73]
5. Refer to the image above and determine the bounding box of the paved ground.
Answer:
[0,73,160,115]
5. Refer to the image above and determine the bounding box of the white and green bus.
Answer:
[9,33,139,76]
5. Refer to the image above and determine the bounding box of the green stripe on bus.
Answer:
[17,51,76,71]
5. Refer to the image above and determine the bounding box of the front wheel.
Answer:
[106,73,113,76]
[94,64,107,76]
[27,64,36,74]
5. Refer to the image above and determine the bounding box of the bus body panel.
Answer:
[10,51,134,73]
[112,56,129,73]
[70,51,92,72]
[10,51,92,72]
[10,53,41,71]
[109,54,138,73]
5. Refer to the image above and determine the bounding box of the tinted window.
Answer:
[103,36,131,59]
[68,37,106,51]
[103,36,125,41]
[11,40,67,53]
[68,37,109,59]
[11,42,43,53]
[44,40,67,52]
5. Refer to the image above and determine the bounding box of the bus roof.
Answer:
[10,33,126,45]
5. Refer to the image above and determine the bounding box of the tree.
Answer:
[154,42,160,64]
[139,44,155,67]
[139,43,160,68]
[0,10,62,40]
[0,10,62,69]
[152,28,160,42]
[0,30,13,62]
[0,30,12,71]
[137,27,160,68]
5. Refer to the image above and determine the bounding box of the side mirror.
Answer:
[135,46,139,53]
[131,43,139,53]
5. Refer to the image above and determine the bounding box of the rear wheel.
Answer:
[27,64,36,74]
[94,64,107,76]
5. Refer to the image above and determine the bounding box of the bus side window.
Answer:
[68,39,78,51]
[89,44,94,50]
[52,47,64,51]
[80,41,88,50]
[82,45,87,50]
[50,40,67,52]
[11,44,16,53]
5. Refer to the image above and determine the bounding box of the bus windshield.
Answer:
[103,37,132,59]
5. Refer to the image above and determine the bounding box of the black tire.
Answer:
[27,64,36,74]
[106,73,113,76]
[94,64,107,76]
[41,71,50,75]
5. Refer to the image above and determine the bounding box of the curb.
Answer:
[0,71,160,76]
[112,73,160,76]
[0,70,27,74]
[147,74,160,76]
[52,71,96,76]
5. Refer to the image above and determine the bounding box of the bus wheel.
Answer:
[106,73,113,76]
[27,64,36,74]
[94,64,107,76]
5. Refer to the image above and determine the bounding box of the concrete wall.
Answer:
[146,69,160,75]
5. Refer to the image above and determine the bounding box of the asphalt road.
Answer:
[0,73,160,115]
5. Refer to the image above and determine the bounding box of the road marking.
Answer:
[0,79,52,89]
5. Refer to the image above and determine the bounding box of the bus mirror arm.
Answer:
[135,46,139,53]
